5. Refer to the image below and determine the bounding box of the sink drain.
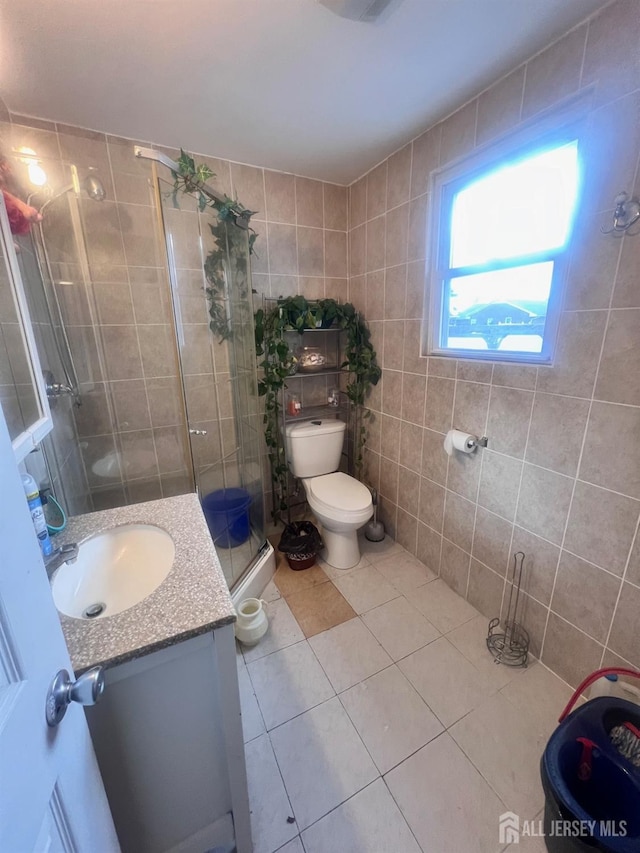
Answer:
[83,602,106,619]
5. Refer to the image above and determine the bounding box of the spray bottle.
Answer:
[22,474,53,558]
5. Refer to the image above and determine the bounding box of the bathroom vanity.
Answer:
[53,494,250,853]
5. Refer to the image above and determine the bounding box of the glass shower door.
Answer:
[157,174,266,588]
[224,218,266,571]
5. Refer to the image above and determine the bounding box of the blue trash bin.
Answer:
[541,697,640,852]
[201,488,252,548]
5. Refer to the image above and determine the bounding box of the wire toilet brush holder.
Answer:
[487,551,530,667]
[364,487,385,542]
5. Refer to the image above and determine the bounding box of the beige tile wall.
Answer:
[157,151,347,513]
[155,153,348,520]
[0,112,347,513]
[2,1,636,686]
[349,0,640,687]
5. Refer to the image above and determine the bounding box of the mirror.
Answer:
[0,193,52,460]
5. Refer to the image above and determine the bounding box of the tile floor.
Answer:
[237,535,575,853]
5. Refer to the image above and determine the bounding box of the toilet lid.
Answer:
[307,473,372,513]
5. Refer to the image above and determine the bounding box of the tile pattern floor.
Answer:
[273,557,357,637]
[238,536,574,853]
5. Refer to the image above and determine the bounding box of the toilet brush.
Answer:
[364,488,385,542]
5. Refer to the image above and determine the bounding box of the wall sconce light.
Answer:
[15,146,48,187]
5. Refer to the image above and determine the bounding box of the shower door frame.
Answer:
[137,146,273,598]
[0,193,53,459]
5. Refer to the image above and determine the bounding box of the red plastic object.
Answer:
[623,721,640,739]
[2,190,42,235]
[576,737,597,781]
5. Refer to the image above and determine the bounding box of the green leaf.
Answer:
[196,163,215,183]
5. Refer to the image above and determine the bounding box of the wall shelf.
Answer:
[292,366,343,378]
[263,296,352,522]
[283,402,346,423]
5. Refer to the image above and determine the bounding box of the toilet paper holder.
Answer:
[444,429,489,456]
[469,435,489,449]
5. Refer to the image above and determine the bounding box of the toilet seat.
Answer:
[305,472,372,519]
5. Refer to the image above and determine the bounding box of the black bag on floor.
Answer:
[278,521,323,555]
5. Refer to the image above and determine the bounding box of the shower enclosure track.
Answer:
[134,147,250,230]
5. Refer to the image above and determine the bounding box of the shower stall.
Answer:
[141,145,271,597]
[3,131,273,599]
[11,163,106,518]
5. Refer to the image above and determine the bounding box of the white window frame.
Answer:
[426,100,588,365]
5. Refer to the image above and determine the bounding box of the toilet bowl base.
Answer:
[319,526,361,569]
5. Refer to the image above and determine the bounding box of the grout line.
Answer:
[442,442,640,501]
[577,18,590,89]
[540,170,632,664]
[436,366,457,580]
[561,306,637,315]
[540,427,600,660]
[100,145,145,491]
[260,732,299,836]
[346,186,351,274]
[543,609,606,651]
[463,364,493,599]
[500,357,540,633]
[321,181,328,298]
[519,57,527,121]
[246,549,581,839]
[600,508,640,663]
[260,169,273,302]
[380,776,425,852]
[471,97,479,150]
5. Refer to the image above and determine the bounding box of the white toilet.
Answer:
[285,419,373,569]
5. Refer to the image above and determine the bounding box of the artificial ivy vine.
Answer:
[254,296,381,521]
[170,155,382,522]
[171,149,258,342]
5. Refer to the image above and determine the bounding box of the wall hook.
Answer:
[601,192,640,235]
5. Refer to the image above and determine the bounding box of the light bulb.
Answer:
[27,161,48,186]
[15,146,48,187]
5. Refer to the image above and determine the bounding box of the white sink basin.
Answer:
[52,524,175,620]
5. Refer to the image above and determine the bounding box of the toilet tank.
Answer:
[285,419,346,478]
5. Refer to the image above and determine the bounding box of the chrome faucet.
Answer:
[44,543,79,578]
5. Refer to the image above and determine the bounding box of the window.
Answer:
[428,121,582,363]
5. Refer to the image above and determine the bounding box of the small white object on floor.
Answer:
[235,598,269,645]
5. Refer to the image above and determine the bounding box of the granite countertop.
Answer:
[55,493,236,674]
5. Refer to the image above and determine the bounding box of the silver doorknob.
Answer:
[189,428,208,436]
[45,666,105,727]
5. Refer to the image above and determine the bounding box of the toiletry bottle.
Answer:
[22,473,53,558]
[287,394,302,416]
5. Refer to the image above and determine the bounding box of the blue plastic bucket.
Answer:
[201,488,252,548]
[541,697,640,852]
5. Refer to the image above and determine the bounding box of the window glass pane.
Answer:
[450,141,579,268]
[444,262,553,354]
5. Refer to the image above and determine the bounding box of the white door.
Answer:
[0,410,119,852]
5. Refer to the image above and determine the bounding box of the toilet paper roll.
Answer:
[444,429,476,457]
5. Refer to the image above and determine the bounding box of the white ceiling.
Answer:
[0,0,609,184]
